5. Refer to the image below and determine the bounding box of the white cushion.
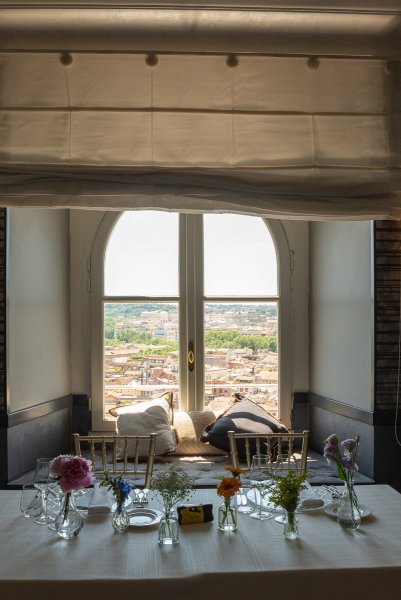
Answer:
[116,398,176,457]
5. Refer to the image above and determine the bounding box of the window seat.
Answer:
[7,450,374,489]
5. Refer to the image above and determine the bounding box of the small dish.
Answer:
[247,488,329,513]
[324,503,372,519]
[297,489,331,513]
[128,508,163,527]
[297,498,329,513]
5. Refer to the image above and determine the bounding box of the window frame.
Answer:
[90,211,292,431]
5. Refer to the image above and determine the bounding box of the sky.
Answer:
[104,211,278,297]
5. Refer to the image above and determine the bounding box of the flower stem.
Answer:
[63,491,71,523]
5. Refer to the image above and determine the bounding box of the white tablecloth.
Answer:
[1,485,401,600]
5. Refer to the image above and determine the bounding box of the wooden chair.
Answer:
[73,433,157,489]
[228,430,309,474]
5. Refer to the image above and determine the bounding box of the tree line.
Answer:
[105,326,277,353]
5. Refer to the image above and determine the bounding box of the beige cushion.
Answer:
[173,410,226,456]
[116,397,176,457]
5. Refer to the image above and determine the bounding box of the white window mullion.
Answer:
[180,214,204,411]
[193,215,204,411]
[179,214,189,410]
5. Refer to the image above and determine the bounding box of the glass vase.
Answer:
[337,483,361,531]
[158,512,179,545]
[54,491,84,539]
[283,510,299,540]
[218,498,238,532]
[112,500,130,533]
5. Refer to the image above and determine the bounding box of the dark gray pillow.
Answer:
[200,396,288,458]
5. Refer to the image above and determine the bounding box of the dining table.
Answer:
[1,484,401,600]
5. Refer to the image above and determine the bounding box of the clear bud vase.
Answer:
[54,491,84,539]
[158,511,179,545]
[283,510,299,540]
[112,500,130,533]
[337,484,361,531]
[218,498,238,532]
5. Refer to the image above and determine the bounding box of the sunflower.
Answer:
[217,477,241,498]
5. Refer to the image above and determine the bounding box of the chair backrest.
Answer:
[73,433,157,489]
[228,430,309,474]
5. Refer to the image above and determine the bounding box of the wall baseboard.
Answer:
[1,395,73,428]
[308,393,374,425]
[0,394,73,488]
[307,391,401,490]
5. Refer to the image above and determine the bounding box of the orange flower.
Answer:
[217,477,241,498]
[224,467,248,478]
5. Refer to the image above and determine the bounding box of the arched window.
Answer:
[91,212,291,430]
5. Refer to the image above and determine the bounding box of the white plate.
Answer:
[128,508,162,527]
[324,503,372,519]
[298,496,330,513]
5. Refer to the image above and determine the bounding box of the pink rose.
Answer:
[49,455,70,478]
[50,455,94,492]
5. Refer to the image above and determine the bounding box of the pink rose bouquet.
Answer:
[50,454,94,492]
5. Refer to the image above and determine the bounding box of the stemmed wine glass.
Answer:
[33,458,54,525]
[249,454,273,520]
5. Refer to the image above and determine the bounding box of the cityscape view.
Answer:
[104,302,278,418]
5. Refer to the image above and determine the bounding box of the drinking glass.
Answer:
[249,455,273,520]
[20,484,43,519]
[236,486,253,514]
[33,458,53,525]
[46,482,63,530]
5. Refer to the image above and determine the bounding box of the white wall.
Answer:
[70,209,106,396]
[8,208,71,411]
[69,210,310,406]
[309,220,374,411]
[282,220,309,393]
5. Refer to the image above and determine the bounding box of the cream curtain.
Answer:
[0,5,401,219]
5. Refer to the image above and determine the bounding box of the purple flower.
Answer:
[341,438,357,452]
[323,433,360,475]
[323,435,340,463]
[325,434,339,447]
[323,444,338,462]
[342,454,359,472]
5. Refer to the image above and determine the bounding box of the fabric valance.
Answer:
[0,5,401,219]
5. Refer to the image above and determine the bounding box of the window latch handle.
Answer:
[188,343,195,372]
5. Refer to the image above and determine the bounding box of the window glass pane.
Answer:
[204,302,278,416]
[204,214,277,296]
[104,303,179,418]
[104,211,179,296]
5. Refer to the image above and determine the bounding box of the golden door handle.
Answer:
[188,343,195,372]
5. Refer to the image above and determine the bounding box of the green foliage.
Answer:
[152,465,194,515]
[104,325,179,352]
[104,317,116,340]
[100,471,132,504]
[205,330,277,353]
[269,470,308,512]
